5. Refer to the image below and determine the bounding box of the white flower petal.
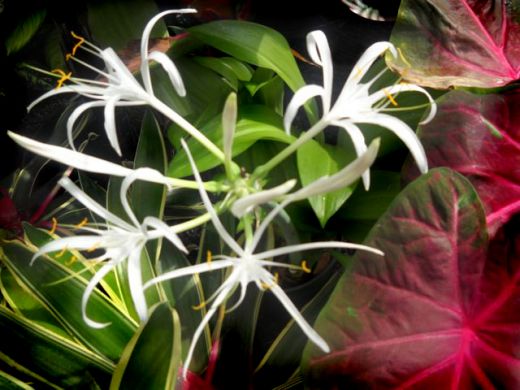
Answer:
[332,120,370,189]
[290,137,378,199]
[306,30,333,113]
[147,50,186,97]
[27,85,94,112]
[82,262,117,329]
[269,282,330,352]
[355,113,428,173]
[256,241,384,260]
[127,247,148,322]
[143,216,187,253]
[8,131,134,177]
[101,48,142,90]
[59,177,135,230]
[181,139,243,255]
[31,236,102,265]
[104,95,122,156]
[231,179,296,218]
[143,258,236,290]
[284,85,325,134]
[67,101,106,151]
[140,8,196,95]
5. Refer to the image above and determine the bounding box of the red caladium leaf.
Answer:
[387,0,520,88]
[302,168,520,389]
[404,90,520,236]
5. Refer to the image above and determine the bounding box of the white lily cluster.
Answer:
[7,9,436,378]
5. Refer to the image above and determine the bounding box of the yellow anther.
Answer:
[49,217,58,235]
[206,250,212,264]
[70,31,85,56]
[65,53,73,61]
[75,217,88,229]
[301,260,312,274]
[261,273,279,290]
[397,47,412,68]
[55,246,68,259]
[383,89,398,106]
[51,69,72,89]
[274,272,279,284]
[65,255,77,266]
[192,300,207,311]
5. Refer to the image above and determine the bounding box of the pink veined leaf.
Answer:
[403,89,520,237]
[387,0,520,88]
[302,168,520,389]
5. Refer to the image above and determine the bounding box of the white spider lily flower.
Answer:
[284,30,436,189]
[31,171,187,328]
[27,9,224,161]
[143,139,384,377]
[7,131,223,192]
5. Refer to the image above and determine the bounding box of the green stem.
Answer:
[166,177,228,192]
[251,119,328,180]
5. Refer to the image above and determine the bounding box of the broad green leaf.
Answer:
[1,242,136,361]
[189,20,318,122]
[297,140,357,227]
[5,10,46,55]
[168,105,295,178]
[0,306,113,388]
[87,0,165,50]
[110,303,181,389]
[194,56,240,90]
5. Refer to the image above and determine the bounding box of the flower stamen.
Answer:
[260,272,279,290]
[70,31,85,56]
[51,69,72,89]
[301,260,312,274]
[383,88,398,106]
[207,250,212,264]
[74,217,88,229]
[192,300,208,311]
[55,246,68,258]
[65,255,77,266]
[49,217,58,234]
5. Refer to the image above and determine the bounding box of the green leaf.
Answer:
[0,370,34,390]
[193,56,254,91]
[168,105,295,178]
[297,140,357,227]
[0,306,113,388]
[189,20,318,122]
[1,242,136,361]
[5,10,46,55]
[87,0,165,50]
[110,303,181,389]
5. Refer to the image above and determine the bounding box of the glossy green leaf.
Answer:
[110,303,181,389]
[0,306,113,388]
[297,140,357,227]
[87,0,165,50]
[5,10,46,55]
[189,20,318,122]
[168,105,294,178]
[1,241,136,361]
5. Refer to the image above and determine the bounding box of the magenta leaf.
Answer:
[404,90,520,236]
[302,168,520,389]
[388,0,520,88]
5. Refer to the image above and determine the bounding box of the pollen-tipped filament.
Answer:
[51,69,72,89]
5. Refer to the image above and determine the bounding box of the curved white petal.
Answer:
[332,120,370,190]
[147,50,186,97]
[269,282,329,352]
[59,177,135,230]
[31,235,102,265]
[127,246,148,322]
[181,139,243,255]
[249,200,289,254]
[306,30,333,112]
[290,137,378,198]
[8,131,133,177]
[368,84,437,124]
[256,241,384,260]
[355,113,428,173]
[82,262,117,328]
[143,216,187,253]
[284,85,325,134]
[104,95,122,156]
[101,48,142,91]
[27,85,92,112]
[231,179,296,218]
[140,8,196,95]
[67,101,106,151]
[143,258,235,290]
[338,41,396,103]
